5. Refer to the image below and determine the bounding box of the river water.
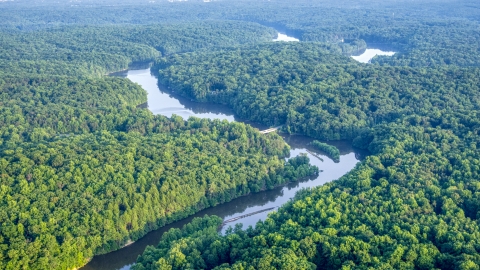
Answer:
[83,57,367,270]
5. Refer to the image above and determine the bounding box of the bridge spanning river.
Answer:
[222,207,276,225]
[259,126,283,134]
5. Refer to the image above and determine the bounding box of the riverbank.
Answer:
[81,66,365,270]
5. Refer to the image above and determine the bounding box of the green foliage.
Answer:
[2,0,480,66]
[132,2,480,269]
[0,15,313,270]
[0,75,147,146]
[0,76,320,269]
[1,116,318,269]
[3,0,480,269]
[135,116,480,269]
[154,43,480,140]
[0,21,276,76]
[0,59,318,269]
[309,140,340,162]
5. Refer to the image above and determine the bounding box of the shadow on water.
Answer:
[83,63,369,270]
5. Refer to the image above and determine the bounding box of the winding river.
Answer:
[82,40,368,270]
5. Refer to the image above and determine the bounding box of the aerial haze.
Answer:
[1,0,480,269]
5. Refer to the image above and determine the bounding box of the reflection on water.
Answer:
[83,64,368,270]
[113,67,237,122]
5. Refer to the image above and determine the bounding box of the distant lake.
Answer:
[270,30,395,63]
[351,48,396,63]
[273,32,300,42]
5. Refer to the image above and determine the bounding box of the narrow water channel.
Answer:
[82,64,367,270]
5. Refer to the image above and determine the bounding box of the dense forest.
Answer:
[152,43,480,140]
[0,22,275,76]
[0,14,316,270]
[134,112,480,269]
[1,0,480,269]
[1,115,316,269]
[135,43,480,268]
[2,0,480,67]
[132,1,480,269]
